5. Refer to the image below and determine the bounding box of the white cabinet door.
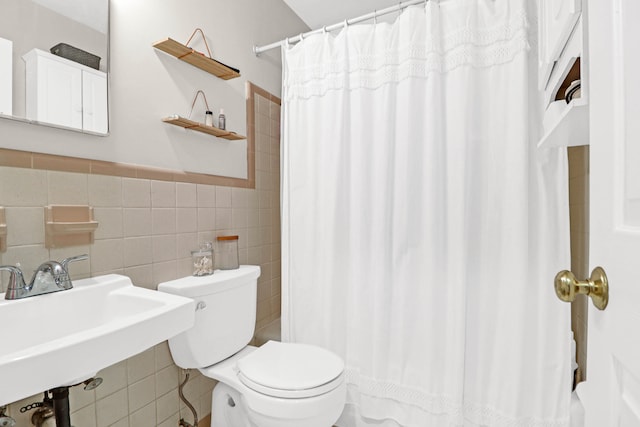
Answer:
[24,49,107,134]
[0,37,12,116]
[82,70,108,134]
[25,50,83,130]
[39,57,83,129]
[577,0,640,425]
[539,0,581,89]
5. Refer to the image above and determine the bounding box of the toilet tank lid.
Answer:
[158,265,260,297]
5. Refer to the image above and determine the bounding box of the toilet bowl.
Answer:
[205,343,345,427]
[157,265,346,427]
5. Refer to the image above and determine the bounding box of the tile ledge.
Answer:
[0,147,254,189]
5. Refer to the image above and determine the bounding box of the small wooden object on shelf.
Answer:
[153,38,240,80]
[162,115,246,140]
[555,59,581,102]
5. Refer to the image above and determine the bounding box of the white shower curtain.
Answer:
[281,1,572,426]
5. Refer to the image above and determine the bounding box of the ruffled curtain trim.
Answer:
[344,369,570,427]
[284,5,529,101]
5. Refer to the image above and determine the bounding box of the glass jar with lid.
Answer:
[217,235,239,270]
[192,242,214,276]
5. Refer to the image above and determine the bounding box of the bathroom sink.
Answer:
[0,274,195,406]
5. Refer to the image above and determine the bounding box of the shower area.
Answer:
[257,0,581,425]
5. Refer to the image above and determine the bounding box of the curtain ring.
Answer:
[299,33,304,42]
[343,19,349,28]
[322,25,327,34]
[373,10,377,25]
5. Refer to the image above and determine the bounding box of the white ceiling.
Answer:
[282,0,405,30]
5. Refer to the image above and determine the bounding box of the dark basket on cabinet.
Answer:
[50,43,101,70]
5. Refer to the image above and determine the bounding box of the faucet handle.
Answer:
[0,265,28,299]
[61,254,89,272]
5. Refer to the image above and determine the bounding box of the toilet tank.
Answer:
[157,265,261,369]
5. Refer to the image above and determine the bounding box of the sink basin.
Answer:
[0,274,195,406]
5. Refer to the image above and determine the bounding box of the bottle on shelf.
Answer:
[218,108,226,130]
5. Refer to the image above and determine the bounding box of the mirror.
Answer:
[0,0,108,135]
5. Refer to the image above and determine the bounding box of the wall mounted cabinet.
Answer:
[23,49,107,134]
[537,0,588,149]
[538,0,582,90]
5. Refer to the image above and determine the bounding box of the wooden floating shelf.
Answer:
[153,38,240,80]
[163,116,246,140]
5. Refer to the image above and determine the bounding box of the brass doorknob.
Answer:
[554,267,609,310]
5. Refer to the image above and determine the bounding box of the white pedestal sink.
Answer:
[0,274,195,406]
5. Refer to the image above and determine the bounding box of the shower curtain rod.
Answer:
[253,0,427,55]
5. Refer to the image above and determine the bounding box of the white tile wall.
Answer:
[176,183,197,208]
[129,401,157,427]
[196,185,216,208]
[123,208,152,237]
[93,208,124,239]
[152,234,178,263]
[152,208,177,235]
[72,403,98,427]
[128,376,156,413]
[48,170,89,204]
[89,175,123,207]
[127,348,156,384]
[156,389,180,423]
[123,178,151,208]
[1,95,281,424]
[123,237,153,267]
[96,361,128,399]
[96,388,128,426]
[5,207,44,246]
[151,181,176,208]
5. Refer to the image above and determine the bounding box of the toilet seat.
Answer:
[238,371,344,398]
[237,341,344,399]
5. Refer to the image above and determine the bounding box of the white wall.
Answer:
[0,0,307,179]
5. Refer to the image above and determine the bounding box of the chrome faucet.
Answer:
[0,254,89,300]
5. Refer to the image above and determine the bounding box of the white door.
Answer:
[577,0,640,425]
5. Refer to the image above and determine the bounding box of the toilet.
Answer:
[157,265,346,427]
